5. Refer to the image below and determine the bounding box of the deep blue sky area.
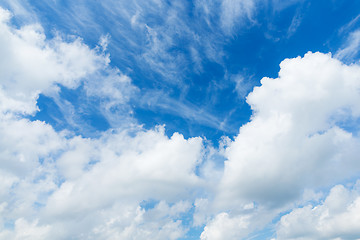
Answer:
[18,0,358,143]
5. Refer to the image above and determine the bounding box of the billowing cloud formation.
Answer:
[0,8,108,115]
[219,52,360,207]
[200,212,252,240]
[202,52,360,239]
[277,182,360,239]
[0,7,203,239]
[0,118,203,239]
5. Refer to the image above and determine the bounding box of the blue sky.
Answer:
[20,0,360,140]
[1,0,360,239]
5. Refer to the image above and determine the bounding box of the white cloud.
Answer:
[0,113,204,239]
[46,126,203,216]
[335,30,360,62]
[0,117,64,177]
[286,8,303,38]
[0,5,137,134]
[218,52,360,208]
[201,52,360,239]
[220,0,256,34]
[0,119,204,239]
[231,73,253,99]
[0,7,108,115]
[277,181,360,240]
[201,212,251,240]
[138,90,231,132]
[0,6,205,239]
[0,218,52,240]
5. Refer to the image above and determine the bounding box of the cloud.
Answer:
[0,6,138,136]
[0,123,204,239]
[201,52,360,239]
[48,126,203,212]
[0,7,108,115]
[0,218,51,240]
[277,181,360,240]
[0,7,205,239]
[286,8,303,38]
[138,90,232,132]
[230,73,254,99]
[220,0,256,34]
[200,212,251,240]
[335,30,360,62]
[219,52,360,207]
[90,201,191,240]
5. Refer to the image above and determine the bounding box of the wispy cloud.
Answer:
[286,8,303,38]
[335,30,360,62]
[220,0,256,35]
[138,90,233,133]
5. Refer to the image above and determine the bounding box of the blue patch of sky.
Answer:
[177,204,204,240]
[139,198,160,210]
[32,85,111,137]
[184,226,204,240]
[3,221,14,230]
[14,0,360,144]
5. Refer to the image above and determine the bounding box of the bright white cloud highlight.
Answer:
[277,181,360,239]
[0,7,108,115]
[200,212,251,240]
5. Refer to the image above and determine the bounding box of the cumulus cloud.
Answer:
[0,6,204,239]
[201,52,360,239]
[200,212,251,240]
[218,52,360,208]
[0,123,204,239]
[90,201,191,240]
[47,126,203,215]
[0,7,108,115]
[277,181,360,239]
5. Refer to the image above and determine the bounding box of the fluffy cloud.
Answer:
[46,126,203,217]
[202,52,360,239]
[200,212,251,240]
[0,6,204,239]
[90,201,191,240]
[277,181,360,239]
[0,7,108,115]
[218,52,360,208]
[0,124,203,239]
[0,117,63,240]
